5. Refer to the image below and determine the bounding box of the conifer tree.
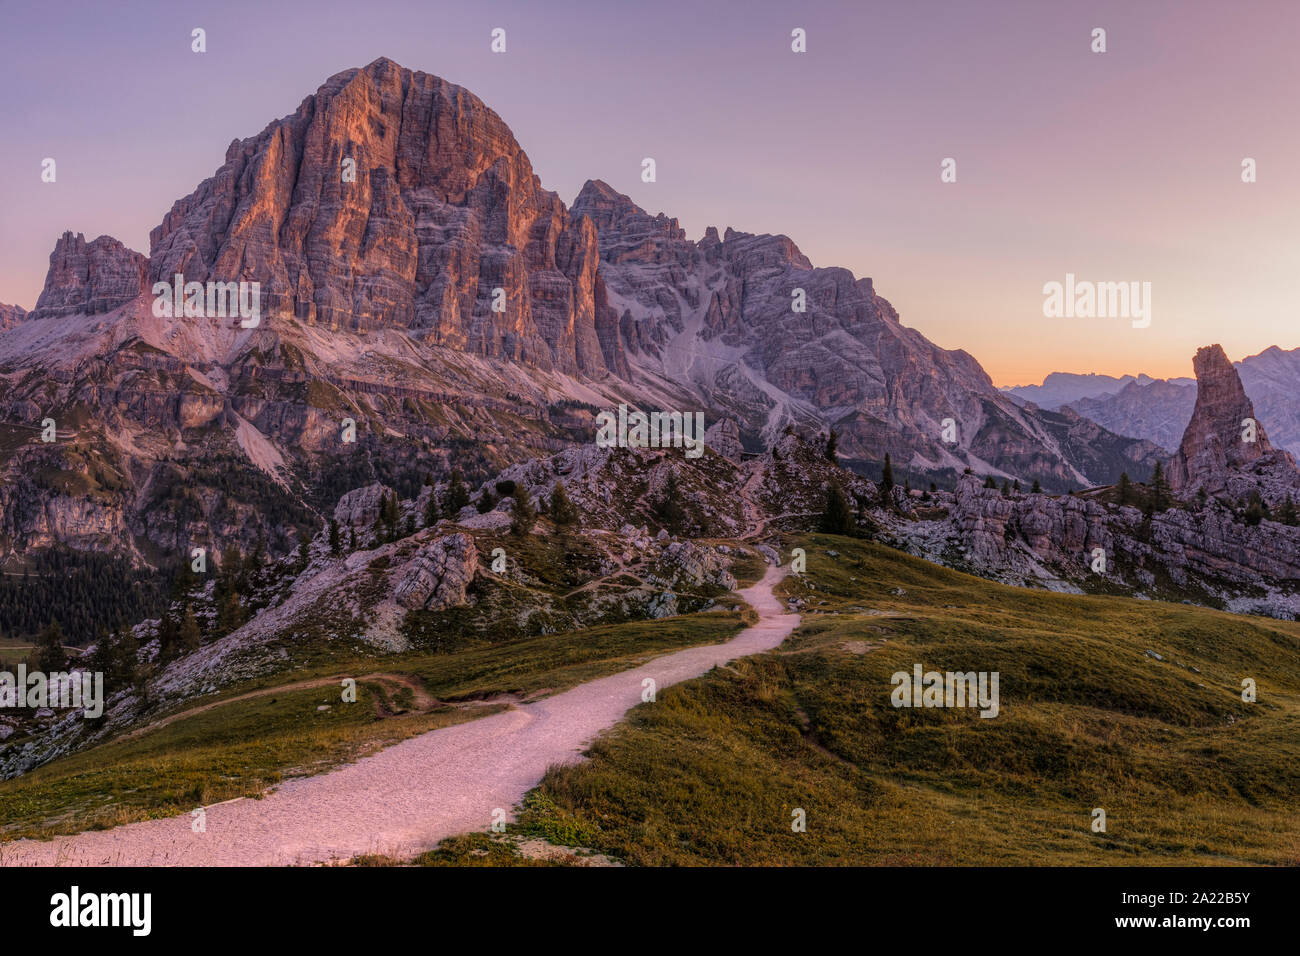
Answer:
[510,491,537,536]
[549,483,578,526]
[36,619,67,672]
[443,471,470,515]
[652,470,687,534]
[820,483,853,535]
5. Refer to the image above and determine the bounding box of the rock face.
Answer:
[1168,344,1300,502]
[149,57,625,378]
[391,532,478,610]
[333,482,395,528]
[30,232,147,319]
[704,418,744,462]
[0,303,26,331]
[936,473,1300,617]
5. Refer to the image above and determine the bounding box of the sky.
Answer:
[1,0,1297,386]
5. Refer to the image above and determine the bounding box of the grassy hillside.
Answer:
[470,535,1300,866]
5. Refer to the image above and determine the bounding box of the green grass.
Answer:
[0,610,746,842]
[506,535,1300,865]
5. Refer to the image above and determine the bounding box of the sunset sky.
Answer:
[2,0,1297,386]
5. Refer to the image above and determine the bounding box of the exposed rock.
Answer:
[653,540,737,591]
[1168,344,1300,503]
[391,532,478,610]
[333,482,394,528]
[30,232,148,319]
[149,58,625,379]
[704,418,744,462]
[0,303,27,331]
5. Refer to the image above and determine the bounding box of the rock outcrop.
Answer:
[1168,344,1300,503]
[391,532,478,610]
[30,232,148,319]
[936,473,1300,617]
[704,418,744,462]
[333,482,395,528]
[0,303,26,331]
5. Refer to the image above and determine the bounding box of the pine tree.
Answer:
[1000,479,1010,496]
[349,527,357,551]
[825,429,839,463]
[1031,479,1042,494]
[881,454,895,496]
[443,471,470,515]
[820,483,853,535]
[1150,462,1170,511]
[1117,472,1132,505]
[86,627,114,683]
[422,490,439,528]
[510,492,537,536]
[36,619,68,672]
[1280,496,1299,526]
[329,519,341,555]
[652,470,687,534]
[178,607,201,653]
[1012,479,1021,493]
[983,476,997,489]
[549,483,578,526]
[477,489,498,514]
[296,534,310,571]
[1244,491,1267,527]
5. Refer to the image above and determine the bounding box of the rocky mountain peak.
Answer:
[146,58,623,376]
[30,231,148,320]
[1169,344,1299,500]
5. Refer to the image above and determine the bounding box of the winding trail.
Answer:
[1,564,798,866]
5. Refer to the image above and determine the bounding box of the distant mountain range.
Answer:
[1005,346,1300,457]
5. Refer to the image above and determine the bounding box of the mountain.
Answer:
[0,58,1161,618]
[1236,346,1300,459]
[1168,344,1300,504]
[1005,372,1139,409]
[1026,347,1300,459]
[1069,378,1196,454]
[30,232,149,319]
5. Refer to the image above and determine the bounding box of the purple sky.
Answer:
[2,0,1297,385]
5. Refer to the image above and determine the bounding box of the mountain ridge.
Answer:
[0,57,1162,592]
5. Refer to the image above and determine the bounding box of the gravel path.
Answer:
[1,564,798,866]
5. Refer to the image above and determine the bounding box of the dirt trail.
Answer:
[0,564,799,866]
